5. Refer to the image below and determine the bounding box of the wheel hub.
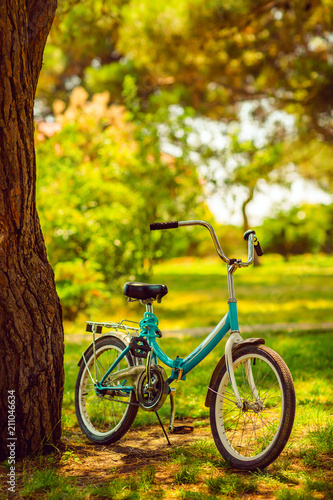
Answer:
[241,399,264,413]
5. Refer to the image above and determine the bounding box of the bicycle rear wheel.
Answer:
[75,336,138,445]
[210,345,295,471]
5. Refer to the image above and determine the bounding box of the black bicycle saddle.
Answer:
[123,282,168,302]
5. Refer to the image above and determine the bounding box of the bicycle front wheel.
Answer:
[75,336,139,445]
[210,345,295,471]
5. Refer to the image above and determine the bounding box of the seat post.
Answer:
[146,303,153,313]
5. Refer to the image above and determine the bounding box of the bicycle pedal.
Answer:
[171,426,194,434]
[129,337,151,358]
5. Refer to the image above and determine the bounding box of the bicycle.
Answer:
[75,220,296,471]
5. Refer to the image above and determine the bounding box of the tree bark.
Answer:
[0,0,64,460]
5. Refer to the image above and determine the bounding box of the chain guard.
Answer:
[137,365,169,412]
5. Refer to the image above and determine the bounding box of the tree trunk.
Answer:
[0,0,64,460]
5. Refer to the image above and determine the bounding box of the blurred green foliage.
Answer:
[260,204,333,258]
[35,86,333,318]
[36,85,206,319]
[40,1,333,151]
[34,0,333,317]
[36,0,333,230]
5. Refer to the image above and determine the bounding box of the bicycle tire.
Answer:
[209,345,295,471]
[75,336,139,445]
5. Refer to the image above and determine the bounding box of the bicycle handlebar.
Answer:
[150,220,263,267]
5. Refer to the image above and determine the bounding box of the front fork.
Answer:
[225,331,260,408]
[225,331,243,408]
[226,266,260,408]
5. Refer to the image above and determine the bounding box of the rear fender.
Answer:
[77,332,133,367]
[205,337,265,408]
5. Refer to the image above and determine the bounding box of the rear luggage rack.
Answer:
[86,319,140,337]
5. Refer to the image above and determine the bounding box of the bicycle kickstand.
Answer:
[168,387,194,435]
[169,388,176,432]
[155,411,172,446]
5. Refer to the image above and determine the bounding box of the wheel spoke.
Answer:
[212,347,292,466]
[76,339,138,443]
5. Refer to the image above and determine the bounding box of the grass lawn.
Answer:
[149,253,333,330]
[1,254,333,499]
[64,253,333,333]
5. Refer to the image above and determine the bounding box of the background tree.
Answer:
[223,135,285,233]
[0,1,64,459]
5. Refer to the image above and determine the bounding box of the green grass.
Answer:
[82,477,141,500]
[21,468,79,499]
[64,253,333,332]
[152,253,333,329]
[206,473,259,496]
[174,465,199,485]
[2,254,333,499]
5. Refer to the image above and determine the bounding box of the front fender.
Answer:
[77,332,132,367]
[205,337,265,408]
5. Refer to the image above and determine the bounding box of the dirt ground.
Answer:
[60,421,213,481]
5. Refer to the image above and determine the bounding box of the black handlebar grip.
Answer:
[254,239,264,256]
[150,221,179,230]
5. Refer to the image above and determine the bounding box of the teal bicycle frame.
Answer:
[93,220,257,407]
[97,308,231,390]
